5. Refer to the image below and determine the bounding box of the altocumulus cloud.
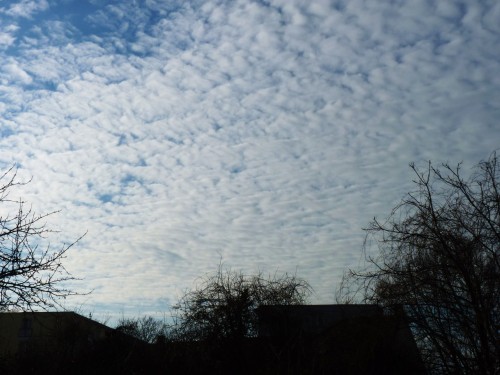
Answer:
[0,0,499,320]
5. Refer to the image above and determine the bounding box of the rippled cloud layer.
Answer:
[0,0,499,319]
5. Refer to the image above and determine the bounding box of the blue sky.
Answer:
[1,0,499,322]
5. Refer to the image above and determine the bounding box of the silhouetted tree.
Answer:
[171,265,311,342]
[337,152,500,374]
[0,167,83,311]
[116,315,169,344]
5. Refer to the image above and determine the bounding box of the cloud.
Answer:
[2,61,32,85]
[0,0,499,321]
[2,0,49,18]
[0,24,18,48]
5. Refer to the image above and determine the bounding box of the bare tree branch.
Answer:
[337,151,499,374]
[171,264,312,342]
[0,167,85,311]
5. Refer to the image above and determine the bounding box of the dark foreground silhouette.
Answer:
[0,306,425,374]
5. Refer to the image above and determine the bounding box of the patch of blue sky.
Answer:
[120,173,138,186]
[78,1,191,56]
[98,193,113,204]
[42,80,59,91]
[84,7,139,38]
[0,1,173,58]
[164,136,185,146]
[49,0,102,36]
[229,165,245,175]
[12,76,60,92]
[0,127,14,138]
[117,134,127,146]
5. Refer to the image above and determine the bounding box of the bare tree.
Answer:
[115,316,169,344]
[0,167,83,311]
[171,264,312,342]
[337,152,499,374]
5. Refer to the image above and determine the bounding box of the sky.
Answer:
[0,0,499,322]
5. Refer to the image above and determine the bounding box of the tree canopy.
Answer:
[171,265,311,342]
[116,315,169,344]
[0,168,82,311]
[337,152,499,374]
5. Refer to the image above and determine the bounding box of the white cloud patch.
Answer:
[2,61,33,85]
[0,0,499,321]
[2,0,49,18]
[0,24,18,47]
[0,32,15,47]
